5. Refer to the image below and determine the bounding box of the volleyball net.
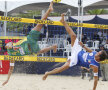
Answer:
[0,16,108,64]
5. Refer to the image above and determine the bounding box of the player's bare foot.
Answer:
[60,13,66,24]
[52,44,57,53]
[49,1,53,12]
[42,72,49,80]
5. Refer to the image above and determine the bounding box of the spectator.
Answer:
[23,24,27,35]
[106,33,108,44]
[81,33,87,44]
[99,45,107,81]
[106,39,108,44]
[93,32,100,41]
[27,23,33,35]
[0,23,3,33]
[102,38,107,45]
[1,23,3,31]
[100,64,107,81]
[99,45,106,51]
[103,30,107,39]
[67,37,71,44]
[39,25,47,41]
[98,29,103,38]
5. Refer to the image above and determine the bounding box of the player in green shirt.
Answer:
[2,1,57,86]
[5,1,57,56]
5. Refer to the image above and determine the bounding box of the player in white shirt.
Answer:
[43,13,107,90]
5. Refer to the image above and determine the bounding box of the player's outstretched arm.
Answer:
[90,65,98,90]
[79,41,93,53]
[2,62,14,86]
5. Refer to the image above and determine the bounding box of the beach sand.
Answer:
[0,74,108,90]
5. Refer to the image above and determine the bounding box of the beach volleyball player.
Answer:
[43,13,107,90]
[2,1,57,86]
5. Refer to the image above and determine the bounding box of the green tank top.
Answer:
[7,41,31,56]
[7,30,41,56]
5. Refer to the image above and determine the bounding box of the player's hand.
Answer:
[79,41,83,47]
[13,47,20,50]
[2,80,8,86]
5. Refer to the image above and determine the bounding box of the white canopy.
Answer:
[0,0,103,12]
[0,0,105,36]
[48,14,108,21]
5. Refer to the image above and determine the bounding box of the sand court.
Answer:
[0,74,108,90]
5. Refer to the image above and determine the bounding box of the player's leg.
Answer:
[42,60,70,80]
[60,13,76,46]
[37,44,57,55]
[32,1,53,31]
